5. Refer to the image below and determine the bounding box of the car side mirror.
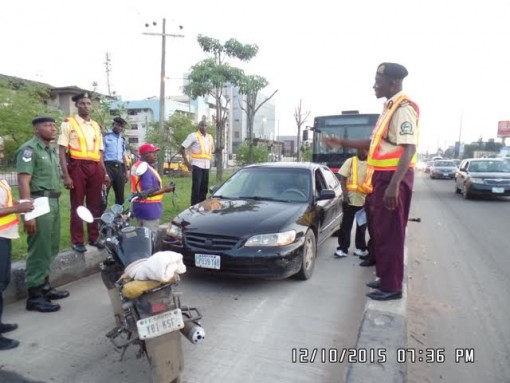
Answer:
[209,185,219,194]
[134,161,148,176]
[317,189,335,201]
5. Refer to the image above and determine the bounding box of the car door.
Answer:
[315,166,343,242]
[456,160,469,189]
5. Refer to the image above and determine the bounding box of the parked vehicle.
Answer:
[163,162,344,280]
[424,161,435,174]
[430,160,457,179]
[77,162,204,383]
[454,158,510,199]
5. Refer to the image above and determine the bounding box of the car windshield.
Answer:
[469,160,510,172]
[214,167,311,202]
[434,161,456,167]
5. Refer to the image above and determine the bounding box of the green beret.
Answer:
[376,63,408,79]
[32,116,56,125]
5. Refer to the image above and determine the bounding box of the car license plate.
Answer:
[492,187,505,194]
[195,254,221,270]
[137,309,184,340]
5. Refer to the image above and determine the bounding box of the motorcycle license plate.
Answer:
[195,254,221,270]
[137,309,184,340]
[492,187,504,194]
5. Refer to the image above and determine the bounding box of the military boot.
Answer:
[26,287,60,313]
[41,277,70,300]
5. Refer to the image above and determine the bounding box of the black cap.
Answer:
[113,117,127,125]
[376,63,408,79]
[71,92,91,102]
[32,116,56,125]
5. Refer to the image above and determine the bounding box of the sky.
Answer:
[2,0,510,154]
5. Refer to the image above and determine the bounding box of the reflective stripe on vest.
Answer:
[67,116,101,161]
[346,157,372,193]
[190,132,212,160]
[0,182,19,230]
[130,161,163,203]
[367,95,420,171]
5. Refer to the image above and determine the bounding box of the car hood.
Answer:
[174,198,309,236]
[469,172,510,178]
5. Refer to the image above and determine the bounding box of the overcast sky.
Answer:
[2,0,510,153]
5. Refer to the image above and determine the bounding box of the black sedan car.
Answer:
[454,158,510,199]
[163,162,343,280]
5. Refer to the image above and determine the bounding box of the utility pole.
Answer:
[104,52,112,97]
[143,19,184,173]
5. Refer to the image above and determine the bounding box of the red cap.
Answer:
[139,143,160,155]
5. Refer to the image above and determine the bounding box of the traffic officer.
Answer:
[103,117,128,205]
[180,120,215,206]
[16,116,68,313]
[57,92,110,253]
[323,62,419,301]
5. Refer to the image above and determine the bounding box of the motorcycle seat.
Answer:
[122,276,179,299]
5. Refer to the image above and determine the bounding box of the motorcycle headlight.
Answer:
[166,224,182,239]
[470,178,485,184]
[245,230,296,247]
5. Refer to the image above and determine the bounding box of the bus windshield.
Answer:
[312,113,379,172]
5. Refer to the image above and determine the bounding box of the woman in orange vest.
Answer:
[324,62,419,301]
[0,179,33,350]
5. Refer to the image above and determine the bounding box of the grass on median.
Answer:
[11,170,232,261]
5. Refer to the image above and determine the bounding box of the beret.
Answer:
[376,63,408,79]
[72,92,91,102]
[113,117,127,125]
[32,116,56,125]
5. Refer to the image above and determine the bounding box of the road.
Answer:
[1,238,373,383]
[407,172,510,383]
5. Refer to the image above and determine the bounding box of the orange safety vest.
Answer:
[190,132,213,160]
[361,95,419,193]
[345,156,371,193]
[66,116,101,161]
[130,161,164,203]
[0,181,19,230]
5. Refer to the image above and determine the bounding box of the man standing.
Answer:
[180,120,214,206]
[57,93,110,253]
[324,63,419,301]
[131,143,175,233]
[17,116,68,313]
[334,148,369,258]
[103,117,128,205]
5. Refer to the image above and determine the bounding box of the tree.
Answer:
[237,74,278,164]
[184,35,258,181]
[236,142,268,166]
[294,99,310,162]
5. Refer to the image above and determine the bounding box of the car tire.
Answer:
[295,229,316,280]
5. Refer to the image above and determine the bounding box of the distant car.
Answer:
[454,158,510,199]
[430,160,457,179]
[416,160,427,171]
[162,162,344,280]
[424,161,435,174]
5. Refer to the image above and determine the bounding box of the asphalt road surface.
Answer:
[407,172,510,383]
[1,237,373,383]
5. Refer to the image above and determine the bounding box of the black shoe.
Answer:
[366,290,402,301]
[88,241,105,250]
[26,296,61,313]
[366,280,380,289]
[72,243,87,253]
[359,259,376,267]
[359,255,368,260]
[0,323,18,333]
[0,336,19,350]
[41,285,70,300]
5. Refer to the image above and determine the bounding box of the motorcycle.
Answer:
[76,162,204,383]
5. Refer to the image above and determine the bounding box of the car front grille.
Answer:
[184,233,240,252]
[484,179,510,186]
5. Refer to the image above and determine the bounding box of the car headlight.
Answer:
[245,230,296,247]
[166,224,182,239]
[470,178,485,184]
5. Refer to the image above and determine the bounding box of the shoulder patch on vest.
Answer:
[400,121,413,135]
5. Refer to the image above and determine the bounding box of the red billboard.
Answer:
[498,121,510,137]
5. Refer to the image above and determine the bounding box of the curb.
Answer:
[345,247,408,382]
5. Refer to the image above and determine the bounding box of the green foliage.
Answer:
[302,147,312,162]
[90,82,129,132]
[0,78,60,161]
[236,142,268,165]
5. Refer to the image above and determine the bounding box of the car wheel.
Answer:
[462,185,471,200]
[296,229,316,280]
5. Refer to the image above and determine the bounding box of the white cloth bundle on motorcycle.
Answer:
[124,251,187,282]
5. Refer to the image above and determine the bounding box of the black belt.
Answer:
[31,191,61,199]
[105,161,124,168]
